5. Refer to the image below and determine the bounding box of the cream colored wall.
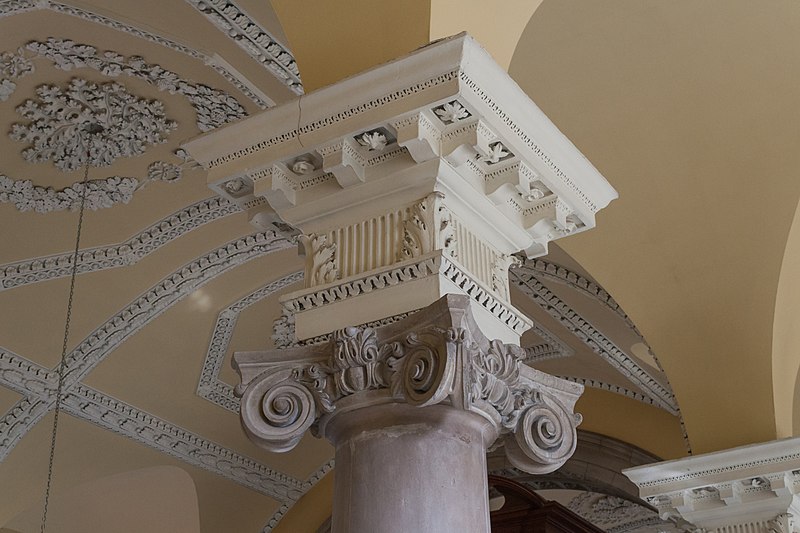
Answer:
[773,196,800,437]
[4,466,200,532]
[509,0,800,454]
[429,0,543,69]
[270,0,431,92]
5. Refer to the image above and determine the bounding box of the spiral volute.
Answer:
[239,369,317,453]
[504,394,578,474]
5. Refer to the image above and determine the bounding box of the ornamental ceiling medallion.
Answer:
[0,38,249,213]
[10,78,176,171]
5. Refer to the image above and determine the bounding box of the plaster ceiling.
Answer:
[0,1,795,532]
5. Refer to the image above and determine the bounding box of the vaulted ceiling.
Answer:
[1,1,798,532]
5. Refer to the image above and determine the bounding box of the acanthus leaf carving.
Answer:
[400,192,457,260]
[491,253,521,301]
[299,233,339,285]
[236,297,582,476]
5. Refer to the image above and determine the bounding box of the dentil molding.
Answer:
[184,0,302,94]
[511,264,679,414]
[184,33,617,345]
[624,437,800,532]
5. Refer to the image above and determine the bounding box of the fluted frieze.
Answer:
[184,33,616,344]
[235,294,582,475]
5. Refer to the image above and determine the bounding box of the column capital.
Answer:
[234,294,583,475]
[184,33,616,343]
[623,437,800,532]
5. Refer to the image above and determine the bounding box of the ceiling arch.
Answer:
[509,0,800,453]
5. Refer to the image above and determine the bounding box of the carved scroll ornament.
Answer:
[234,294,582,475]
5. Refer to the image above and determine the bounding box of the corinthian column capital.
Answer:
[234,294,582,475]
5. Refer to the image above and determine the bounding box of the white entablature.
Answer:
[184,33,617,342]
[624,437,800,532]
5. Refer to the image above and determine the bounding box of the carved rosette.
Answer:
[234,294,582,474]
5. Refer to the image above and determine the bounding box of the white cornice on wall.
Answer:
[624,437,800,531]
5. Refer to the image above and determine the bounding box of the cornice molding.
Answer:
[184,0,302,94]
[0,196,239,290]
[624,438,800,531]
[0,0,271,108]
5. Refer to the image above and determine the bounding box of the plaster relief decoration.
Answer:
[0,196,239,289]
[400,192,457,260]
[184,0,303,94]
[0,38,251,213]
[433,100,471,124]
[10,78,176,170]
[567,492,671,532]
[0,48,33,101]
[0,230,294,461]
[25,38,246,132]
[624,437,800,533]
[299,233,338,285]
[0,173,138,212]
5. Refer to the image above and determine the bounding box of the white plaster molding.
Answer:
[623,437,800,531]
[185,34,616,345]
[280,252,533,342]
[526,258,642,335]
[25,38,247,133]
[11,78,176,170]
[0,0,270,108]
[0,173,138,213]
[259,459,336,533]
[197,271,304,412]
[0,196,239,289]
[0,47,34,101]
[567,492,668,532]
[516,258,692,452]
[186,35,617,231]
[0,231,293,460]
[510,265,679,414]
[523,342,567,362]
[63,384,303,501]
[184,0,302,94]
[0,348,305,502]
[559,376,663,408]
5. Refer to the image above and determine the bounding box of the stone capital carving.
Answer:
[234,294,583,474]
